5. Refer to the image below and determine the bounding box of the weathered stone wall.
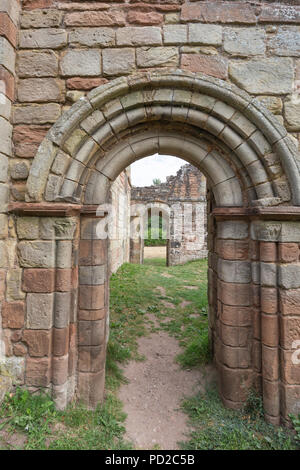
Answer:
[0,0,21,402]
[108,168,131,275]
[0,0,299,424]
[131,164,207,265]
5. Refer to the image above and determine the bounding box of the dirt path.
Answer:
[144,246,166,259]
[118,321,215,450]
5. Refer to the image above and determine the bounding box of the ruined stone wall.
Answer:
[131,164,207,265]
[0,0,299,421]
[108,168,131,275]
[0,0,22,398]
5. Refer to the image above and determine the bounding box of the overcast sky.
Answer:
[130,154,186,187]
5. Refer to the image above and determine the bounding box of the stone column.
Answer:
[20,216,78,408]
[252,219,300,424]
[0,0,20,396]
[214,218,253,409]
[78,214,108,408]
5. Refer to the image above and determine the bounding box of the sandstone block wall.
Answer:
[131,164,208,265]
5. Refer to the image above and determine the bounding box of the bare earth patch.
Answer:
[118,328,215,450]
[144,246,166,259]
[156,286,166,296]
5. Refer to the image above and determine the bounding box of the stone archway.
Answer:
[9,71,300,425]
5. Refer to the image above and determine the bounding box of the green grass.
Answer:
[0,388,132,450]
[180,387,298,450]
[0,257,298,450]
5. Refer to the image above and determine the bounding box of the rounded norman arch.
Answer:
[26,70,300,208]
[18,71,300,425]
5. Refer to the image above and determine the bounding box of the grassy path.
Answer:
[0,258,298,449]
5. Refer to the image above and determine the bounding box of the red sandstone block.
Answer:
[249,239,259,261]
[262,379,280,418]
[56,269,72,292]
[221,343,250,369]
[26,357,52,387]
[78,319,105,347]
[53,326,69,356]
[11,330,22,343]
[22,0,55,9]
[23,329,52,357]
[52,354,69,385]
[218,280,251,306]
[2,302,25,329]
[280,316,300,349]
[78,369,105,407]
[262,345,279,381]
[68,347,76,377]
[261,314,279,348]
[181,54,228,79]
[79,239,107,266]
[79,285,105,310]
[58,2,118,11]
[78,345,105,373]
[78,308,106,321]
[0,13,17,47]
[221,305,252,327]
[221,323,250,347]
[72,267,78,289]
[220,365,253,403]
[66,77,108,91]
[260,242,277,262]
[13,125,50,158]
[216,239,248,260]
[252,284,260,307]
[22,268,55,292]
[279,289,300,315]
[69,323,77,349]
[252,339,262,373]
[280,383,300,420]
[181,2,256,24]
[127,10,163,25]
[13,343,28,356]
[278,243,299,263]
[64,11,126,27]
[261,287,277,314]
[253,308,261,340]
[0,66,14,101]
[281,350,300,385]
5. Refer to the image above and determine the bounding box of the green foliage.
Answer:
[244,389,264,420]
[144,238,167,246]
[0,388,131,450]
[290,414,300,442]
[180,387,298,450]
[176,330,211,368]
[152,178,161,185]
[0,387,57,449]
[49,394,132,450]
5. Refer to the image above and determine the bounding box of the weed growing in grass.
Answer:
[0,388,57,449]
[290,414,300,443]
